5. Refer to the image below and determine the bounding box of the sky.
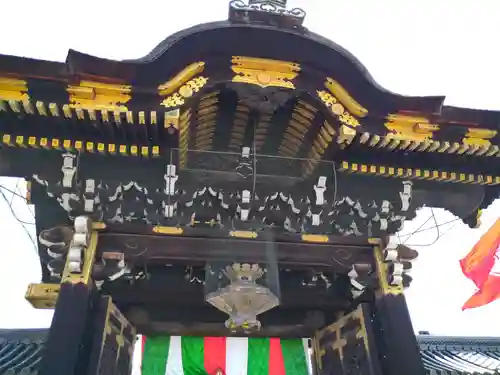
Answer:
[0,0,499,340]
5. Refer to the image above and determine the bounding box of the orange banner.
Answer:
[460,218,500,310]
[462,274,500,310]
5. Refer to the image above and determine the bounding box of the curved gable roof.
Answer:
[66,21,445,117]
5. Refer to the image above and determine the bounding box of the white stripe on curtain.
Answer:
[225,337,249,375]
[133,336,142,375]
[165,336,185,375]
[302,339,313,375]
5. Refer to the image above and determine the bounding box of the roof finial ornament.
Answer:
[228,0,306,30]
[249,0,287,8]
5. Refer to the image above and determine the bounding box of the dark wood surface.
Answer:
[373,294,426,375]
[38,283,97,375]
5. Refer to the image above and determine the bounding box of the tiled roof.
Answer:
[1,329,500,374]
[0,329,45,375]
[419,335,500,375]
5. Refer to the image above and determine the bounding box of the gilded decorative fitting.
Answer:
[158,62,205,96]
[25,283,60,309]
[165,109,180,130]
[231,56,300,89]
[229,231,258,239]
[301,234,329,243]
[462,128,498,156]
[338,125,356,145]
[67,81,131,112]
[0,77,30,102]
[158,62,208,109]
[160,76,208,108]
[384,114,439,142]
[317,90,360,128]
[339,160,500,186]
[379,116,500,156]
[152,226,184,235]
[1,133,159,158]
[324,78,368,117]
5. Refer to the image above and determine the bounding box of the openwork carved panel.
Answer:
[87,297,136,375]
[314,304,381,375]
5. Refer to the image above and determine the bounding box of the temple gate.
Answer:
[0,1,498,375]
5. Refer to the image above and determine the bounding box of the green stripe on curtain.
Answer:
[142,336,171,375]
[247,338,270,375]
[281,340,309,375]
[181,336,207,375]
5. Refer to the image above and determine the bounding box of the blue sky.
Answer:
[0,0,499,337]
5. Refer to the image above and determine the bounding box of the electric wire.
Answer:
[0,181,47,266]
[0,182,36,222]
[8,180,19,206]
[397,218,461,238]
[0,184,27,200]
[401,215,432,245]
[399,215,463,247]
[0,186,36,225]
[12,181,35,218]
[398,193,486,247]
[403,208,442,247]
[0,186,37,248]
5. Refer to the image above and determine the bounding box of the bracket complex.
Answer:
[373,239,417,296]
[25,216,99,309]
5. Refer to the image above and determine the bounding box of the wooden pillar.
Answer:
[38,282,97,375]
[38,218,101,375]
[372,243,425,375]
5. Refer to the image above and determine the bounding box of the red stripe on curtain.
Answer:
[204,337,227,374]
[268,338,286,375]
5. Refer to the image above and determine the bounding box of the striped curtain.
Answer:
[139,336,311,375]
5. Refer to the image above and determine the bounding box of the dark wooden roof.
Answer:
[0,1,499,195]
[0,21,447,117]
[1,20,499,125]
[1,329,499,375]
